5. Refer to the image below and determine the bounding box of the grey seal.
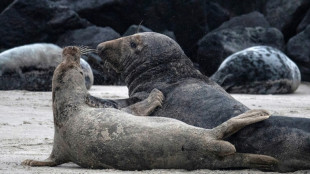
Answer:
[22,46,277,171]
[97,32,310,172]
[0,43,93,90]
[211,46,301,94]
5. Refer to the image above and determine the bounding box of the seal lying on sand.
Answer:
[0,43,93,90]
[22,46,278,170]
[211,46,301,94]
[97,32,310,172]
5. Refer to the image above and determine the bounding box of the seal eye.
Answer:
[130,42,137,49]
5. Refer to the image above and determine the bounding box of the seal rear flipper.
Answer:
[210,153,278,171]
[21,156,65,167]
[209,109,270,139]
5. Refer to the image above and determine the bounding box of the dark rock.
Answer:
[51,0,114,13]
[0,0,13,13]
[210,0,268,16]
[161,30,176,40]
[53,0,229,59]
[151,1,230,58]
[297,8,310,33]
[123,24,176,41]
[67,0,141,34]
[214,11,270,31]
[123,24,152,36]
[211,46,301,94]
[197,26,285,76]
[264,0,310,40]
[57,26,120,48]
[0,0,89,48]
[287,25,310,81]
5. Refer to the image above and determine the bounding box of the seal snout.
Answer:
[97,43,105,54]
[97,42,110,57]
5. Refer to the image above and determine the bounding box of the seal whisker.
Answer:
[136,20,144,34]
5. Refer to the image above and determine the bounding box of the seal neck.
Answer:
[122,53,209,97]
[52,64,88,127]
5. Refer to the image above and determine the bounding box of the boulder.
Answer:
[297,8,310,33]
[51,0,230,59]
[57,26,120,48]
[210,0,268,16]
[157,1,229,58]
[214,11,270,31]
[123,25,176,40]
[0,0,13,13]
[287,25,310,81]
[197,26,285,76]
[0,0,89,48]
[51,0,114,13]
[264,0,310,40]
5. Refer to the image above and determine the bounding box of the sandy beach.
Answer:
[0,83,309,174]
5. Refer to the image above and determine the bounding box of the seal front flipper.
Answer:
[85,94,119,109]
[121,88,164,116]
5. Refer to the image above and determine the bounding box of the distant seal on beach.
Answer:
[0,43,93,91]
[97,32,310,172]
[22,46,278,171]
[211,46,301,94]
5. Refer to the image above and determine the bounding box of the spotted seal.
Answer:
[0,43,93,90]
[97,32,310,172]
[22,46,277,171]
[210,46,301,94]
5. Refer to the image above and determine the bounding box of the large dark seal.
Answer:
[210,46,301,94]
[0,43,93,90]
[97,32,310,172]
[22,46,278,170]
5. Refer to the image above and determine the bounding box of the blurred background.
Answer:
[0,0,309,90]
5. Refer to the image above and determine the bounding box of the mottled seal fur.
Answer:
[211,46,301,94]
[22,46,278,171]
[0,43,93,90]
[97,32,310,172]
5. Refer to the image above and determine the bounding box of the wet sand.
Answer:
[0,83,309,174]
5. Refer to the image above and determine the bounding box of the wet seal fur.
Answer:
[0,43,93,90]
[97,32,310,172]
[211,46,301,94]
[22,46,278,171]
